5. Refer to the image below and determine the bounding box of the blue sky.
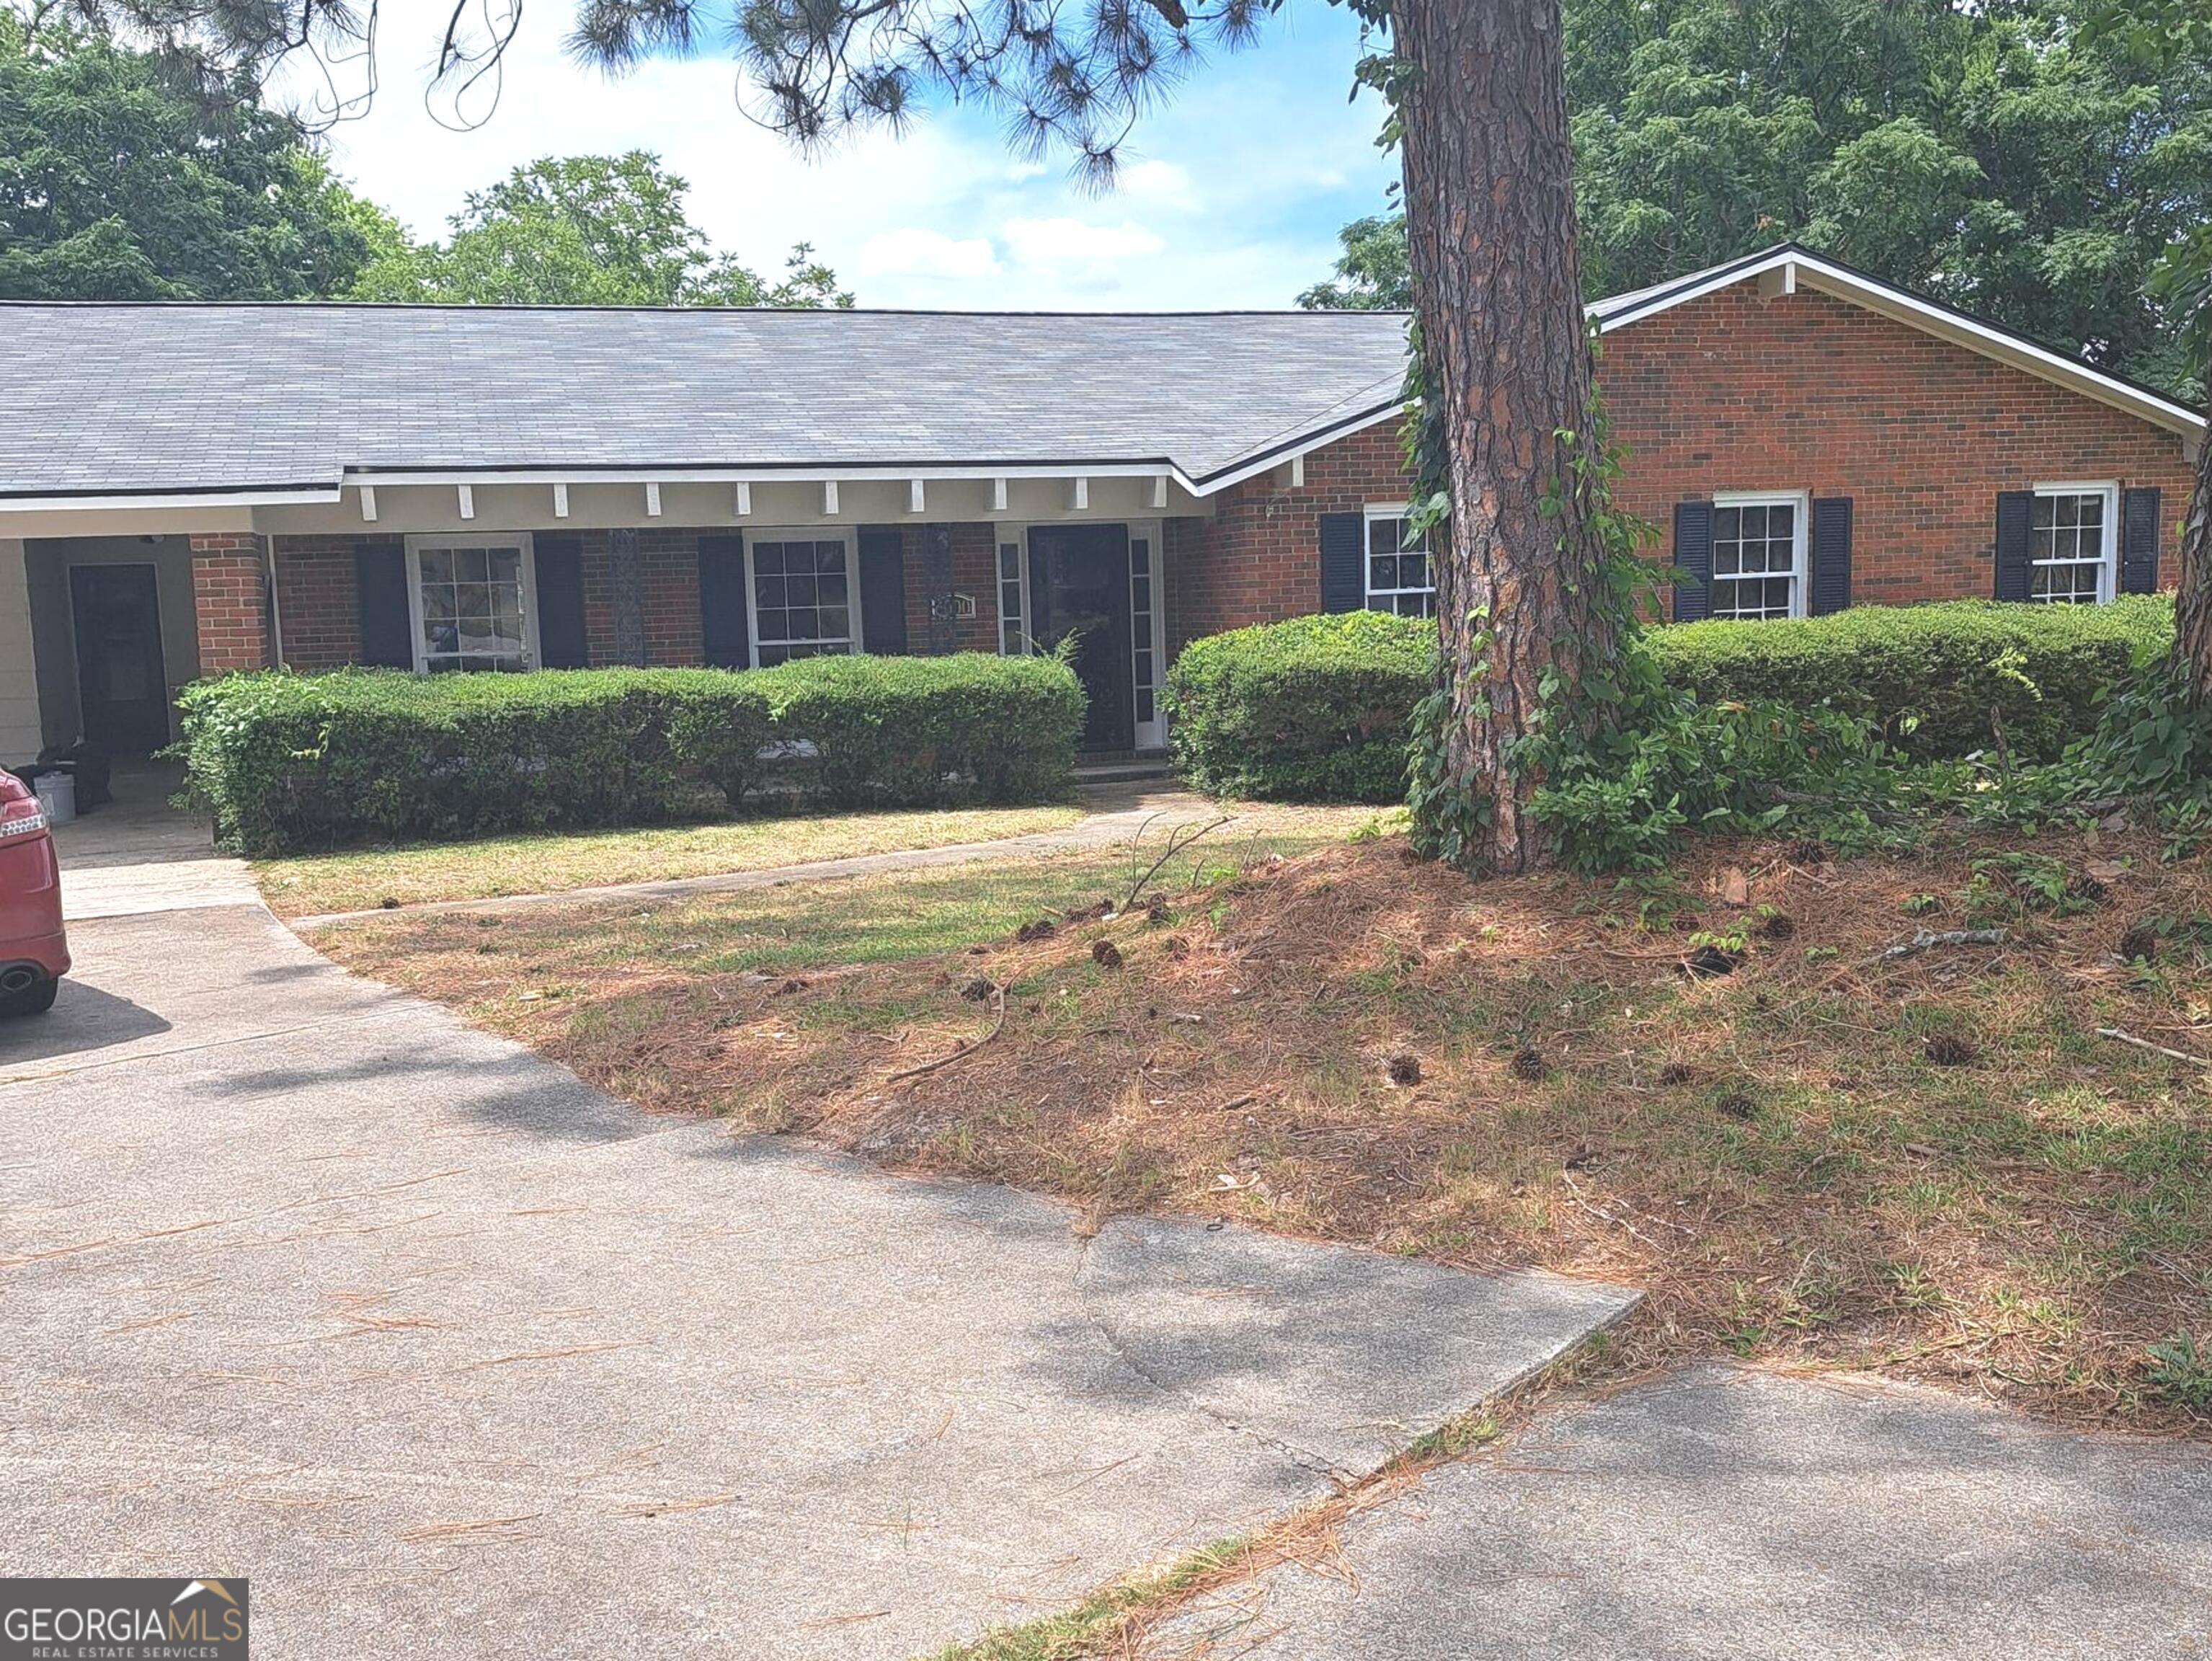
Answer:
[299,0,1399,309]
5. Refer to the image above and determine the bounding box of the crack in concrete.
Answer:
[1068,1226,1349,1485]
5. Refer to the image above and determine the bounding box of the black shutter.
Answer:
[1671,501,1714,622]
[1808,497,1853,616]
[533,535,588,668]
[2120,487,2162,595]
[1319,512,1364,613]
[1994,490,2033,601]
[698,533,750,668]
[857,527,910,655]
[354,542,412,668]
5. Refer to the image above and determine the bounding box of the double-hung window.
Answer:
[408,536,536,672]
[750,536,855,665]
[1364,507,1437,618]
[2030,482,2118,604]
[1710,492,1807,620]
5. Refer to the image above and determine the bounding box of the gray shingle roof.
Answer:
[0,304,1411,500]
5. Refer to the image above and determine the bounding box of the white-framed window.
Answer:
[1130,531,1158,727]
[2030,482,2119,604]
[747,532,858,665]
[1710,492,1808,620]
[997,532,1028,655]
[406,534,538,673]
[1364,505,1436,618]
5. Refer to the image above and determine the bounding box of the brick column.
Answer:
[189,533,273,674]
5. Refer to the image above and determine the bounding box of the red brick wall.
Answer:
[275,535,381,671]
[270,529,708,670]
[1166,423,1405,654]
[188,534,272,674]
[898,522,1002,655]
[1166,284,2195,645]
[1602,284,2195,606]
[577,528,705,665]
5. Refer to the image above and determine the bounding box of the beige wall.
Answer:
[0,539,39,766]
[24,536,205,748]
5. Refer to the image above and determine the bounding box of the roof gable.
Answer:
[1591,243,2203,440]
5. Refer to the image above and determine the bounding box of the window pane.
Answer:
[1367,512,1438,614]
[1000,545,1020,580]
[1713,508,1742,541]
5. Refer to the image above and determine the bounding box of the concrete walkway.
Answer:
[287,781,1257,929]
[1145,1365,2212,1659]
[1,846,1635,1657]
[48,762,256,920]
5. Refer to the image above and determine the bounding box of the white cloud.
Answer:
[1001,218,1166,267]
[1116,159,1198,211]
[857,228,1003,280]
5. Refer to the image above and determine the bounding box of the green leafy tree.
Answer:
[2088,0,2211,703]
[1299,211,1412,311]
[0,13,372,299]
[348,152,851,308]
[1305,0,2212,399]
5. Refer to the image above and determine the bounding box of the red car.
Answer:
[0,771,67,1016]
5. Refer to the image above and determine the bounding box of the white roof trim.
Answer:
[1594,245,2205,439]
[1191,400,1407,495]
[0,486,342,513]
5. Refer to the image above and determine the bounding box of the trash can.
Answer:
[32,769,75,827]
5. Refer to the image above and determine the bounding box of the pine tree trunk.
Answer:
[2175,404,2212,699]
[1394,0,1617,873]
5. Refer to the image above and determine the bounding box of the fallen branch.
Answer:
[884,988,1006,1084]
[1881,927,2009,960]
[2096,1026,2212,1069]
[1120,816,1234,911]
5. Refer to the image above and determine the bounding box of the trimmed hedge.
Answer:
[1163,611,1433,802]
[1653,597,2172,761]
[177,654,1085,853]
[1163,598,2175,802]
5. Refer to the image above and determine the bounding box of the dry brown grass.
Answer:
[319,825,2212,1434]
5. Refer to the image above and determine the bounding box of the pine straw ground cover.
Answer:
[316,823,2212,1433]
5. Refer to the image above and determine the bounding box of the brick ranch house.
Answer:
[0,243,2199,768]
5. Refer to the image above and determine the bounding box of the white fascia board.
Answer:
[1595,247,2206,440]
[345,462,1195,487]
[1189,402,1406,497]
[0,486,342,513]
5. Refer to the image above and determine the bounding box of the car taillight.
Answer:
[0,798,47,838]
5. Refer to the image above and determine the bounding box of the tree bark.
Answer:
[1393,0,1617,873]
[2175,404,2212,699]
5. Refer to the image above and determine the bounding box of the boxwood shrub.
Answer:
[178,653,1085,853]
[1653,597,2172,761]
[1163,611,1433,802]
[1162,598,2175,802]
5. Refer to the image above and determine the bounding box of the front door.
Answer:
[1028,525,1134,751]
[71,564,170,753]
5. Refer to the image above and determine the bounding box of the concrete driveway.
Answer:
[0,804,1635,1659]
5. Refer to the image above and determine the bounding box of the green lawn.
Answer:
[256,803,1088,917]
